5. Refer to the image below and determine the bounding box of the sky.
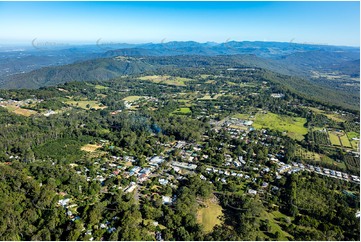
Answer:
[0,1,359,47]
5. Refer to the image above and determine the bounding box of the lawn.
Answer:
[197,197,223,233]
[253,112,308,141]
[122,96,144,102]
[65,100,106,110]
[139,75,191,86]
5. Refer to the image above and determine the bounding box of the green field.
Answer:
[197,198,223,233]
[347,131,360,139]
[171,107,191,115]
[340,134,352,148]
[328,131,341,146]
[260,211,293,241]
[347,132,360,150]
[139,75,191,86]
[308,107,346,122]
[253,112,308,141]
[94,84,109,90]
[320,155,347,170]
[122,96,144,102]
[65,100,106,110]
[295,146,321,161]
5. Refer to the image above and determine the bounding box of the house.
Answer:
[171,161,197,170]
[261,182,269,188]
[200,174,206,180]
[159,178,169,186]
[248,189,257,195]
[243,120,253,126]
[139,173,148,182]
[140,168,151,175]
[124,182,137,193]
[58,198,70,207]
[162,196,173,205]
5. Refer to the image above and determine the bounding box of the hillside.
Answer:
[0,57,157,89]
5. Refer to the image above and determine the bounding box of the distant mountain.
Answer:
[2,40,358,79]
[0,57,157,89]
[0,54,358,110]
[274,50,360,76]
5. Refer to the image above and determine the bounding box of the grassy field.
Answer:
[65,100,106,110]
[139,75,191,86]
[347,132,360,150]
[308,107,346,122]
[347,131,360,139]
[172,107,191,115]
[13,108,37,117]
[295,146,321,161]
[328,131,342,146]
[197,197,223,233]
[2,105,37,116]
[253,112,307,141]
[340,134,352,148]
[320,155,347,170]
[94,84,109,90]
[260,211,293,241]
[81,144,102,152]
[122,96,144,102]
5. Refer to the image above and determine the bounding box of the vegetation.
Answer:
[0,60,359,241]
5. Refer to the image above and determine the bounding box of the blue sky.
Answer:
[0,1,359,46]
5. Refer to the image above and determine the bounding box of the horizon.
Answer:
[0,1,359,47]
[0,39,360,50]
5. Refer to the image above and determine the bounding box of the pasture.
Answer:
[138,75,191,86]
[308,107,346,122]
[94,84,109,90]
[13,108,37,117]
[253,112,308,141]
[3,105,37,116]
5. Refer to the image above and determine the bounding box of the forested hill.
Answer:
[0,55,358,111]
[0,57,157,89]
